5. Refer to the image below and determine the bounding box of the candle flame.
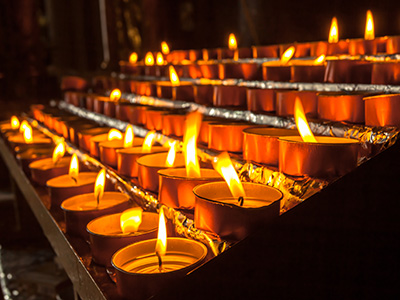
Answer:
[156,52,164,65]
[123,125,134,148]
[107,129,123,141]
[69,153,79,180]
[183,112,202,178]
[280,46,295,65]
[212,152,246,199]
[161,41,170,55]
[228,33,237,50]
[365,10,375,40]
[52,142,65,164]
[145,52,154,66]
[155,207,167,260]
[129,52,138,64]
[169,66,180,86]
[294,97,317,143]
[11,116,20,130]
[110,89,121,102]
[142,130,156,153]
[165,141,177,167]
[313,54,326,65]
[19,120,29,133]
[23,125,33,143]
[94,169,106,206]
[120,207,143,233]
[329,17,339,43]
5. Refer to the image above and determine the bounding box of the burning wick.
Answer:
[238,196,244,207]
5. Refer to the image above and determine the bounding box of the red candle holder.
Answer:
[326,40,349,55]
[61,192,130,239]
[194,181,282,241]
[61,76,88,91]
[127,104,148,126]
[68,122,97,145]
[317,92,366,123]
[348,38,383,56]
[202,48,219,61]
[386,35,400,54]
[198,61,219,79]
[291,64,325,83]
[364,93,400,127]
[208,122,252,153]
[276,90,318,118]
[158,168,222,210]
[251,45,279,58]
[119,61,143,75]
[371,61,400,85]
[156,82,173,99]
[213,85,247,108]
[278,136,360,179]
[262,61,291,81]
[310,41,328,57]
[64,91,86,107]
[16,146,55,176]
[145,108,171,131]
[193,84,214,106]
[89,133,109,158]
[246,88,276,113]
[324,59,372,84]
[198,117,225,146]
[136,152,185,193]
[87,212,158,267]
[243,127,299,166]
[117,146,169,178]
[218,61,262,81]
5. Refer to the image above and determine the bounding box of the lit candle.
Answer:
[158,114,222,210]
[349,10,379,55]
[8,123,52,149]
[112,208,207,299]
[193,152,283,240]
[278,98,360,179]
[46,153,98,210]
[87,208,159,266]
[208,121,253,153]
[61,169,130,239]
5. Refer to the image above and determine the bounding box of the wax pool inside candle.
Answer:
[29,156,70,170]
[121,252,198,273]
[62,192,128,211]
[46,172,97,188]
[215,197,273,208]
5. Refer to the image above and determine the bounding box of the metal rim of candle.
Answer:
[60,192,130,213]
[278,136,361,146]
[157,168,221,181]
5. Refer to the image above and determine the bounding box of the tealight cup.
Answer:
[99,138,144,168]
[29,156,71,186]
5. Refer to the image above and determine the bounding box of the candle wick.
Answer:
[156,251,163,272]
[96,193,100,209]
[238,196,244,207]
[71,176,78,185]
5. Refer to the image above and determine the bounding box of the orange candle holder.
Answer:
[87,212,158,267]
[348,38,380,56]
[198,117,225,146]
[46,172,98,210]
[89,133,109,158]
[279,43,310,58]
[364,93,400,127]
[262,64,291,82]
[61,192,130,239]
[158,168,222,210]
[16,146,55,176]
[64,91,86,107]
[156,82,173,99]
[278,136,360,179]
[193,84,214,106]
[189,49,202,61]
[68,122,97,145]
[371,61,400,85]
[208,122,252,153]
[119,61,143,75]
[99,138,144,168]
[77,127,111,152]
[29,156,71,186]
[93,96,109,114]
[117,146,169,178]
[251,45,279,58]
[324,59,372,84]
[198,61,219,79]
[326,40,349,55]
[243,127,299,166]
[202,48,218,61]
[213,85,247,108]
[112,238,207,300]
[317,92,366,123]
[194,181,283,241]
[144,108,170,131]
[162,112,187,137]
[309,41,328,57]
[291,64,325,83]
[246,88,276,113]
[218,62,262,81]
[276,90,318,118]
[386,35,400,54]
[136,81,156,97]
[136,152,185,193]
[115,102,133,122]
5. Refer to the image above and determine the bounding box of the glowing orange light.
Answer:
[314,54,326,65]
[123,125,134,148]
[169,66,180,86]
[129,52,138,64]
[94,169,106,206]
[165,141,177,167]
[11,116,20,130]
[280,46,295,65]
[183,112,202,178]
[120,207,143,233]
[107,129,123,141]
[52,142,65,164]
[228,33,237,50]
[110,89,122,102]
[365,10,375,40]
[156,52,164,65]
[142,130,156,153]
[212,152,245,198]
[155,207,167,267]
[161,41,170,55]
[23,125,33,143]
[329,17,339,43]
[69,153,79,180]
[294,97,317,143]
[19,120,29,133]
[145,52,155,66]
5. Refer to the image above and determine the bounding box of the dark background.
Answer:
[0,0,400,105]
